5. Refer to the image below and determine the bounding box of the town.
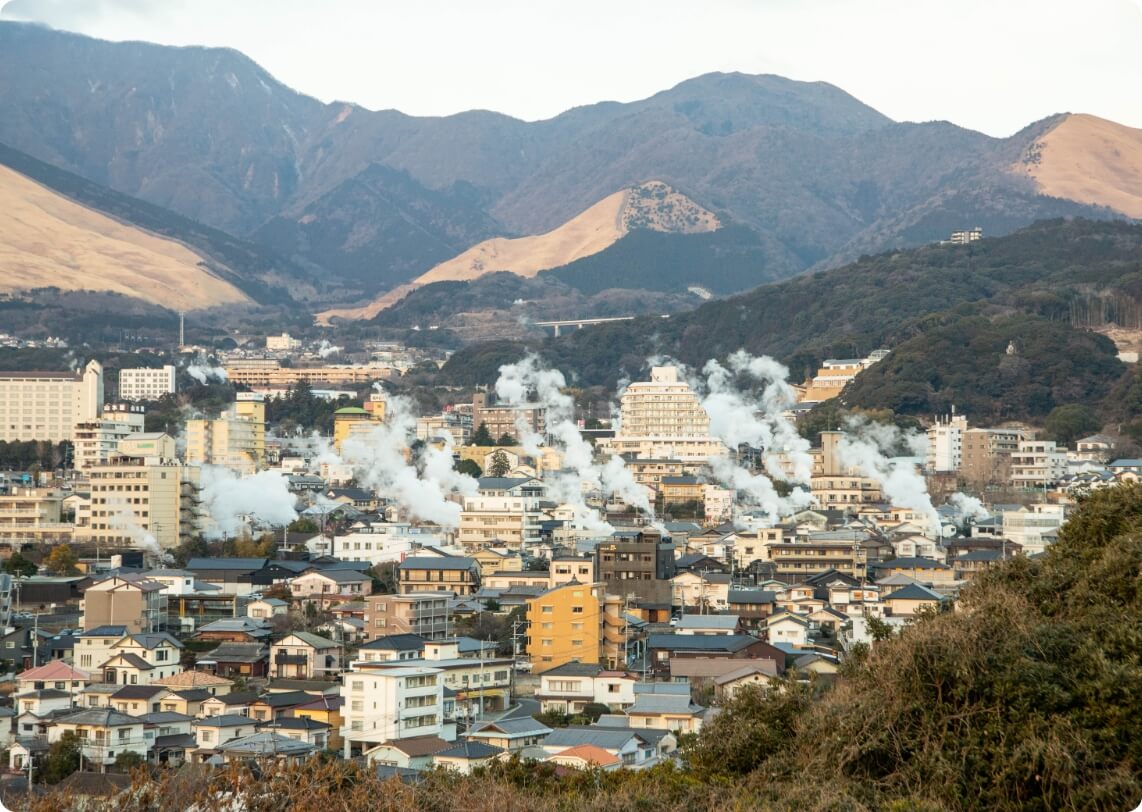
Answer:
[0,331,1133,802]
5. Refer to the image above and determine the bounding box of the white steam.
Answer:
[185,353,228,385]
[948,492,990,523]
[836,416,940,535]
[199,466,299,539]
[317,340,343,359]
[107,497,173,562]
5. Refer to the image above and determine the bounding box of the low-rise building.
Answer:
[270,632,341,680]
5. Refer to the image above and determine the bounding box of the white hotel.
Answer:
[119,365,177,401]
[0,360,104,443]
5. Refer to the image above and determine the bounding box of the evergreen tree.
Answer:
[488,450,511,477]
[471,423,494,446]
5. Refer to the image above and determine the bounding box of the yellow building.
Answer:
[186,394,266,475]
[526,582,606,674]
[0,488,75,546]
[223,359,398,387]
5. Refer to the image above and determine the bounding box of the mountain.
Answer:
[1015,113,1142,219]
[1,21,1135,307]
[0,141,304,306]
[439,218,1142,420]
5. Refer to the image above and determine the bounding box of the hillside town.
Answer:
[0,335,1136,800]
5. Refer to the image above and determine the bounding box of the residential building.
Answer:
[645,633,778,677]
[624,683,706,734]
[0,360,103,443]
[798,351,889,404]
[540,727,658,767]
[195,642,269,679]
[333,406,383,455]
[598,366,725,462]
[671,571,731,611]
[470,392,545,443]
[883,583,949,617]
[99,633,184,686]
[960,427,1026,487]
[433,740,504,773]
[765,529,891,583]
[397,557,480,595]
[999,503,1067,555]
[595,529,676,607]
[186,393,266,475]
[535,663,638,714]
[364,593,452,642]
[549,557,596,588]
[270,632,341,680]
[81,434,196,550]
[72,404,147,471]
[49,708,147,768]
[1010,440,1068,489]
[339,662,444,758]
[0,488,75,546]
[927,412,968,472]
[118,366,177,402]
[527,583,606,673]
[457,477,546,553]
[80,574,167,633]
[465,717,553,753]
[1074,433,1116,463]
[290,569,373,601]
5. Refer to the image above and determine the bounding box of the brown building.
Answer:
[396,556,480,595]
[363,592,453,642]
[81,574,167,633]
[471,393,545,442]
[766,531,892,584]
[595,529,676,608]
[960,428,1026,487]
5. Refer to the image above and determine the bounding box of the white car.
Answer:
[514,660,533,673]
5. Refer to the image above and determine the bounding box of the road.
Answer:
[499,697,540,720]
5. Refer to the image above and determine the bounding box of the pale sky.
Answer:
[3,0,1141,137]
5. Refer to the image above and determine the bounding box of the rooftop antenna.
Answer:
[178,311,186,349]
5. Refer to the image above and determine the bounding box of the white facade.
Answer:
[1010,441,1068,488]
[0,360,103,443]
[1000,504,1066,556]
[600,366,725,462]
[340,663,443,757]
[119,366,177,401]
[73,405,146,471]
[927,413,968,473]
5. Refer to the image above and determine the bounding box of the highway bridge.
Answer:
[534,315,665,336]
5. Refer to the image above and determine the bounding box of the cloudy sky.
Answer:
[3,0,1141,137]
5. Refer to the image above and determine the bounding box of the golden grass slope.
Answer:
[318,180,717,323]
[1016,113,1142,219]
[0,165,250,309]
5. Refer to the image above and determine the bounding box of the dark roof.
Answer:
[955,550,1004,562]
[886,584,948,602]
[172,688,213,702]
[82,625,128,637]
[207,690,260,706]
[871,557,951,570]
[153,733,197,750]
[304,568,370,583]
[110,685,167,700]
[359,634,427,651]
[376,734,450,756]
[647,633,761,653]
[540,661,602,677]
[435,741,503,760]
[728,589,778,605]
[203,642,268,663]
[54,771,132,798]
[185,557,269,571]
[138,711,193,724]
[56,708,139,727]
[261,717,331,731]
[193,714,253,728]
[476,477,535,490]
[252,690,315,708]
[104,652,153,670]
[398,556,477,571]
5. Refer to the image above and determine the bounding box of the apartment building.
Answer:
[999,504,1067,556]
[339,662,444,758]
[118,366,177,401]
[471,392,544,442]
[1010,440,1068,489]
[397,557,480,595]
[363,592,453,642]
[0,488,75,546]
[73,403,146,471]
[526,582,605,674]
[186,393,266,475]
[457,476,546,553]
[595,529,676,607]
[80,574,167,633]
[960,427,1026,487]
[765,530,892,583]
[333,406,384,454]
[927,412,968,472]
[222,359,398,388]
[599,367,725,462]
[798,350,889,404]
[0,360,103,443]
[80,434,196,550]
[550,557,596,587]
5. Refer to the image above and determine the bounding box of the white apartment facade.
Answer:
[73,404,146,471]
[458,477,546,553]
[340,663,444,758]
[1010,440,1068,489]
[0,360,103,443]
[927,412,968,473]
[119,366,177,401]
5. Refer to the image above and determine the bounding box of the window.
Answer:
[351,700,363,712]
[541,606,553,614]
[201,731,213,743]
[571,607,583,614]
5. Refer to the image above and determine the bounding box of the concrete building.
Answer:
[363,592,453,642]
[81,434,196,550]
[0,488,75,546]
[118,366,177,402]
[339,662,444,758]
[186,393,266,475]
[927,412,968,473]
[1010,440,1068,489]
[595,529,676,608]
[999,504,1067,556]
[0,360,103,443]
[73,404,146,471]
[80,574,167,633]
[798,350,889,404]
[397,557,480,596]
[223,359,398,388]
[960,427,1026,487]
[333,406,385,455]
[471,392,544,444]
[458,477,546,553]
[266,333,301,352]
[598,367,724,462]
[525,582,624,673]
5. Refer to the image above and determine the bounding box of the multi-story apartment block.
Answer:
[397,557,480,595]
[0,360,103,442]
[960,427,1026,487]
[765,529,892,583]
[457,476,546,553]
[927,411,968,472]
[999,504,1067,556]
[470,392,545,442]
[118,365,177,401]
[186,393,266,475]
[1010,440,1068,489]
[798,350,889,404]
[595,529,676,607]
[0,488,75,545]
[549,557,596,587]
[80,574,167,633]
[73,403,146,471]
[81,433,197,550]
[363,592,454,642]
[339,662,444,758]
[222,359,398,388]
[526,582,605,674]
[333,406,385,454]
[599,367,725,462]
